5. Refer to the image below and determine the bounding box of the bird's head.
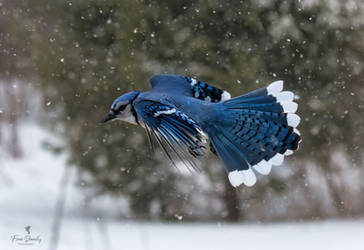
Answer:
[101,90,141,124]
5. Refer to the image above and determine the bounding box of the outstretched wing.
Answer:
[149,74,231,103]
[134,100,207,170]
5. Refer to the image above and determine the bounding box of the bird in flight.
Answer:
[102,75,301,187]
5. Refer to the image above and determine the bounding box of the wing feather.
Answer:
[135,100,206,170]
[149,74,231,103]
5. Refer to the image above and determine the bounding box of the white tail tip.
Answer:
[280,101,298,113]
[287,113,301,127]
[267,80,283,95]
[276,91,294,102]
[228,168,257,187]
[269,153,285,166]
[253,160,272,175]
[284,149,294,156]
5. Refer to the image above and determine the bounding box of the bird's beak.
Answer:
[101,113,116,123]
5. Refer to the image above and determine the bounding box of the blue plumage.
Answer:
[186,77,230,102]
[185,76,231,102]
[102,74,301,187]
[134,100,206,169]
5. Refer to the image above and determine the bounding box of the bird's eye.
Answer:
[113,103,128,113]
[118,105,127,111]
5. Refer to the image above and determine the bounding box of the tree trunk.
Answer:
[7,83,22,157]
[222,175,240,221]
[325,170,346,216]
[48,166,73,250]
[320,153,346,217]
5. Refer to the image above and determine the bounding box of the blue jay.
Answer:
[102,75,301,187]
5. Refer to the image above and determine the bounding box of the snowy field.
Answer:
[1,124,364,250]
[1,216,364,250]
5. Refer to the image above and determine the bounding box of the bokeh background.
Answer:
[1,0,364,249]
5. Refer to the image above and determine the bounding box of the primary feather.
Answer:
[135,101,207,170]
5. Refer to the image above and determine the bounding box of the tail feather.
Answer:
[210,135,249,172]
[227,102,284,113]
[208,80,301,187]
[210,134,257,187]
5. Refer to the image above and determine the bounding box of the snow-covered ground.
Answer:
[1,124,364,250]
[2,216,364,250]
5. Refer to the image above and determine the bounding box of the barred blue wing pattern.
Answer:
[185,77,231,102]
[134,100,207,170]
